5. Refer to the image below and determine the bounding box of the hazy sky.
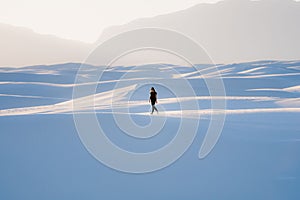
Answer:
[0,0,222,43]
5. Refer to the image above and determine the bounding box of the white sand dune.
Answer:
[1,60,300,199]
[1,60,300,117]
[247,85,300,93]
[276,98,300,108]
[0,92,297,117]
[237,66,267,74]
[0,93,66,100]
[223,72,300,79]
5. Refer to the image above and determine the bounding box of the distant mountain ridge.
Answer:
[0,23,90,67]
[97,0,300,64]
[1,0,300,67]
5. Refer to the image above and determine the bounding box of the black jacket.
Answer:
[150,91,157,105]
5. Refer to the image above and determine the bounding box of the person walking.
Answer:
[149,87,158,114]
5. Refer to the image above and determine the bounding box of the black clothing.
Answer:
[150,91,157,105]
